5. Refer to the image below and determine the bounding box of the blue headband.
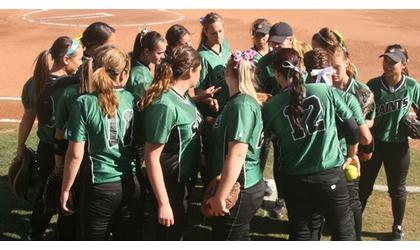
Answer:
[65,39,80,56]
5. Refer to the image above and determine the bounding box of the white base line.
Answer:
[0,97,21,101]
[22,9,185,28]
[0,119,22,123]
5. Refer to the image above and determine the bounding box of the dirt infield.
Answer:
[1,9,420,120]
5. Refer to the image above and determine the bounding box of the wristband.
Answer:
[359,140,374,154]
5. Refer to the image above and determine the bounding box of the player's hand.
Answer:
[358,152,372,162]
[158,202,174,227]
[256,92,272,103]
[206,196,229,217]
[60,190,74,215]
[202,86,222,99]
[342,155,361,176]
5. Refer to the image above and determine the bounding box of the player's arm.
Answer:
[16,109,36,158]
[61,140,85,213]
[358,124,373,162]
[208,141,248,216]
[144,142,174,227]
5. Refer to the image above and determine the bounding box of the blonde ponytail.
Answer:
[237,60,259,104]
[94,67,119,117]
[138,63,173,111]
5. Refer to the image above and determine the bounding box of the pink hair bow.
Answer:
[232,49,257,69]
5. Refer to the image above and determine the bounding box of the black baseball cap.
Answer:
[253,22,271,35]
[268,22,293,44]
[380,49,407,63]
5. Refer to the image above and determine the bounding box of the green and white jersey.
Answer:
[263,83,353,175]
[208,93,264,189]
[144,89,203,182]
[55,84,79,135]
[256,51,279,95]
[367,75,420,143]
[125,60,153,101]
[67,89,136,184]
[197,39,231,111]
[21,75,66,144]
[335,86,365,156]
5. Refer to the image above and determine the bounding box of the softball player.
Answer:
[165,24,192,56]
[138,45,202,240]
[263,48,359,240]
[204,49,265,240]
[359,44,420,240]
[80,22,116,58]
[306,46,374,240]
[195,12,231,117]
[255,21,296,218]
[60,47,142,240]
[16,36,83,240]
[53,45,116,240]
[250,18,271,65]
[311,27,359,81]
[125,30,166,101]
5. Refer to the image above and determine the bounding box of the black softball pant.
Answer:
[212,180,265,240]
[30,141,81,240]
[359,139,410,227]
[152,180,195,241]
[79,176,143,240]
[29,141,54,239]
[347,179,362,241]
[280,167,356,241]
[260,137,284,200]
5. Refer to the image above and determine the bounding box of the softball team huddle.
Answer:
[15,12,420,241]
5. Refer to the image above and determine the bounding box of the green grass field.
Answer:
[0,123,419,241]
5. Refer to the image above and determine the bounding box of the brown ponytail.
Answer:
[273,48,305,129]
[139,45,200,111]
[83,46,130,117]
[94,67,120,117]
[33,49,50,103]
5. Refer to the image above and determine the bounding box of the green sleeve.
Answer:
[21,78,36,110]
[365,80,376,120]
[347,94,365,125]
[67,98,87,142]
[411,80,420,109]
[197,57,210,89]
[256,60,269,93]
[144,103,176,144]
[331,88,353,121]
[226,104,255,144]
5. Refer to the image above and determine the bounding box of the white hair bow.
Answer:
[310,67,336,85]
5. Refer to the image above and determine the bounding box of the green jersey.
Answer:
[256,51,279,95]
[125,60,153,100]
[197,39,231,111]
[263,83,353,175]
[144,89,203,182]
[367,75,420,143]
[67,89,136,184]
[208,93,264,189]
[335,86,365,156]
[21,75,67,144]
[55,84,79,133]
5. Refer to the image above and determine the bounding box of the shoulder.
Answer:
[231,94,260,110]
[366,76,382,87]
[404,75,419,87]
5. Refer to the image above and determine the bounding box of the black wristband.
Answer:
[359,140,374,154]
[54,138,68,156]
